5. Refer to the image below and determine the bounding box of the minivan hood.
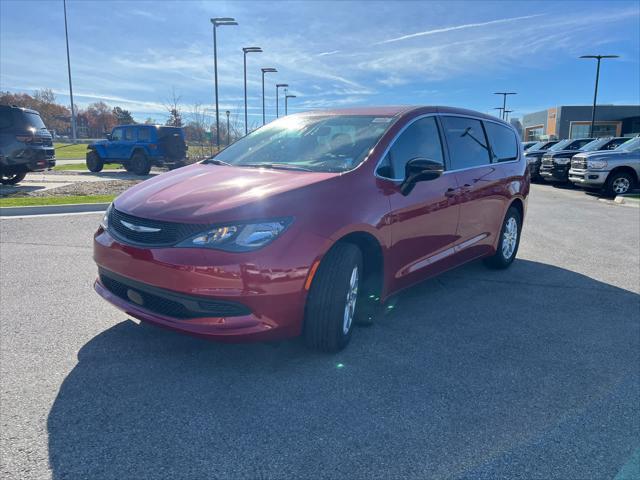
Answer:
[114,163,337,223]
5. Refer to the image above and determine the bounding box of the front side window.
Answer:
[111,128,124,141]
[441,116,491,170]
[376,116,444,179]
[566,139,593,150]
[484,122,518,162]
[211,115,393,173]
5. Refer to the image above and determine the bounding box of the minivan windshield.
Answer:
[615,137,640,152]
[208,115,394,173]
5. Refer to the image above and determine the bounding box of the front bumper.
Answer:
[93,226,326,342]
[568,168,608,187]
[540,163,570,182]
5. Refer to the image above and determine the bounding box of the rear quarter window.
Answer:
[137,127,151,142]
[484,122,519,162]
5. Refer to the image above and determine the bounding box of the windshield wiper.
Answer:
[239,163,314,172]
[203,158,233,166]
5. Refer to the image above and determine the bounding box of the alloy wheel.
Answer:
[343,266,359,334]
[612,177,630,194]
[502,216,518,260]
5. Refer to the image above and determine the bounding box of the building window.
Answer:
[569,122,620,139]
[525,125,544,141]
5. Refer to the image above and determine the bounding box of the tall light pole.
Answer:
[210,17,237,149]
[226,110,231,146]
[580,55,620,137]
[285,94,296,115]
[261,68,277,125]
[242,47,262,135]
[493,107,504,118]
[276,83,288,118]
[494,92,517,120]
[504,109,513,122]
[63,0,76,142]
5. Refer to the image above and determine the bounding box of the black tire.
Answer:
[123,162,134,172]
[0,171,27,185]
[130,151,151,175]
[86,151,104,173]
[304,243,362,352]
[484,206,522,270]
[604,171,635,197]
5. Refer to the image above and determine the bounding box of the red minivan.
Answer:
[94,106,529,351]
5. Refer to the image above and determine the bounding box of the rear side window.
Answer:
[484,122,518,162]
[441,116,491,170]
[124,128,136,141]
[137,127,151,142]
[376,116,444,179]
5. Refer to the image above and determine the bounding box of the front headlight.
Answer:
[101,203,113,229]
[177,218,292,252]
[587,160,608,169]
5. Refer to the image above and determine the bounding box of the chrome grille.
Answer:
[108,208,209,247]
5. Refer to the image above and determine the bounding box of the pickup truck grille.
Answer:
[108,208,209,247]
[572,158,588,169]
[541,157,554,166]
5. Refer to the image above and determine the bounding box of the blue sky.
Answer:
[1,0,639,127]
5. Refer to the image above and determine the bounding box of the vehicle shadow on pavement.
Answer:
[47,260,640,480]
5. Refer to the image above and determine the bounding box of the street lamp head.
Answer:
[580,54,620,59]
[276,83,289,88]
[494,92,517,95]
[262,67,277,73]
[243,47,263,53]
[286,94,297,99]
[211,17,237,26]
[226,110,230,115]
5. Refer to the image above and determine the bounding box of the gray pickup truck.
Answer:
[569,136,640,196]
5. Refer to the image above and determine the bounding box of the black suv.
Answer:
[0,105,55,185]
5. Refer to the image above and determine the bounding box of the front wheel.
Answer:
[304,243,362,352]
[86,151,104,172]
[484,206,522,270]
[604,171,634,197]
[0,171,27,185]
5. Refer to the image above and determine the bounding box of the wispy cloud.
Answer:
[317,50,340,57]
[375,13,545,45]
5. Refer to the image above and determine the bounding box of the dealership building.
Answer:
[521,105,640,141]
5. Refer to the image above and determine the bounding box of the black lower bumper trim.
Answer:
[98,268,251,318]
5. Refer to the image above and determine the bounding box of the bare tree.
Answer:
[164,87,183,127]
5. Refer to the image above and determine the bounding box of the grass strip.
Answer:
[0,195,115,207]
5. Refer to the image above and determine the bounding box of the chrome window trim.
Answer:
[374,112,521,182]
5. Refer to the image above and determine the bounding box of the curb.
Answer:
[0,202,110,217]
[614,194,640,208]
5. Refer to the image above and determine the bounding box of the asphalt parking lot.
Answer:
[1,183,639,480]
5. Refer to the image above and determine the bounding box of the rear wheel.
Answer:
[86,151,104,172]
[304,243,362,352]
[0,171,27,185]
[604,171,634,197]
[484,206,522,270]
[130,151,151,175]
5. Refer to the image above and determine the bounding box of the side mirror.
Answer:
[105,133,112,141]
[400,157,444,195]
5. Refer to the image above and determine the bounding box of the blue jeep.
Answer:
[86,125,187,175]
